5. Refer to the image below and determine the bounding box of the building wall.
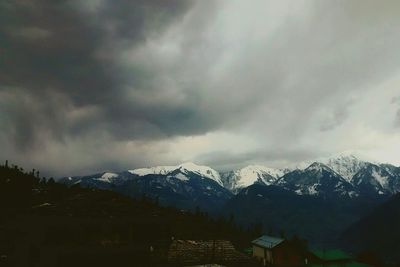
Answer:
[273,244,305,267]
[253,245,265,259]
[253,245,274,266]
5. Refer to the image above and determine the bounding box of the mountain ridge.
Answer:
[60,154,400,202]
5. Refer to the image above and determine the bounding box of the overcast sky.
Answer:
[1,0,400,176]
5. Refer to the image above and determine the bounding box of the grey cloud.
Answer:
[393,96,400,127]
[1,0,400,175]
[195,149,321,172]
[320,109,349,132]
[0,0,195,147]
[395,110,400,127]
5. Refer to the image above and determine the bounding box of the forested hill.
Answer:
[0,162,259,267]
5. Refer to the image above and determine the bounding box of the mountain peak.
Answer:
[178,162,223,186]
[322,154,367,182]
[306,162,331,171]
[221,165,285,193]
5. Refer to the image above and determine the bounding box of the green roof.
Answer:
[311,249,352,261]
[308,261,371,267]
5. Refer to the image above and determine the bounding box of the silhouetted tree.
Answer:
[279,229,286,239]
[357,250,384,267]
[290,234,307,252]
[195,206,201,216]
[267,226,273,236]
[47,177,55,185]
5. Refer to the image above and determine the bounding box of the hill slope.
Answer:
[0,163,254,267]
[223,184,382,247]
[341,193,400,261]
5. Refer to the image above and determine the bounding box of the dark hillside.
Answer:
[340,193,400,262]
[0,162,257,267]
[223,184,383,247]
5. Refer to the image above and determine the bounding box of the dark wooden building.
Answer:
[252,235,306,267]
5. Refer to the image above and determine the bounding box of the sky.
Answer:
[1,0,400,176]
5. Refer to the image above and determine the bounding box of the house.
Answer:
[307,249,371,267]
[252,235,307,267]
[167,239,253,266]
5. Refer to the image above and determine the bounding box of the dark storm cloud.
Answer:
[1,0,400,175]
[0,0,196,151]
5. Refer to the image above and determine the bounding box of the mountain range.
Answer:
[58,153,400,248]
[60,153,400,201]
[60,162,231,212]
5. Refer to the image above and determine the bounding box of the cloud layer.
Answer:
[1,0,400,176]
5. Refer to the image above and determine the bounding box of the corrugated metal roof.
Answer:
[251,235,284,249]
[168,240,250,265]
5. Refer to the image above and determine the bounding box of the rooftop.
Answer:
[168,239,250,265]
[251,235,284,249]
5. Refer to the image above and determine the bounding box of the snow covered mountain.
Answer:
[351,163,400,196]
[221,165,286,193]
[276,162,357,198]
[322,154,368,182]
[59,155,400,207]
[59,162,230,212]
[280,154,399,196]
[288,153,368,182]
[129,162,223,186]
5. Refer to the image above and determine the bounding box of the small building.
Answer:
[252,235,306,267]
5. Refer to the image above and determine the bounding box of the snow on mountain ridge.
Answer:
[178,162,223,186]
[291,154,368,182]
[221,165,286,193]
[321,154,368,182]
[129,166,176,176]
[101,153,399,196]
[129,162,223,186]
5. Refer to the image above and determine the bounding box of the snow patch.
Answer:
[308,184,319,195]
[96,172,118,183]
[173,173,189,181]
[371,169,389,187]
